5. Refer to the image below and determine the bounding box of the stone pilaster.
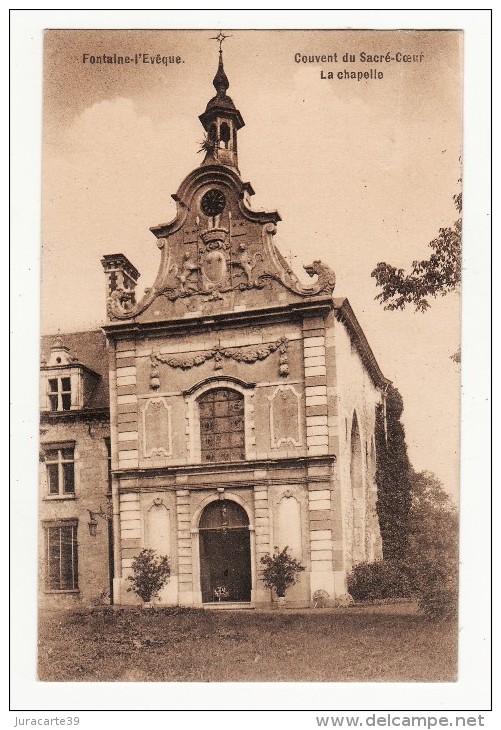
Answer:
[116,339,139,469]
[253,482,271,603]
[307,464,337,602]
[118,492,141,604]
[176,489,193,605]
[303,317,329,456]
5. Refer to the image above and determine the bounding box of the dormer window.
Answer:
[48,377,72,411]
[40,335,100,413]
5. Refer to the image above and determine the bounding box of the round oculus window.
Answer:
[201,189,226,217]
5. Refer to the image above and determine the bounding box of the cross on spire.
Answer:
[210,31,232,54]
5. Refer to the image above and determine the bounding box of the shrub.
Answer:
[127,548,171,604]
[347,559,411,602]
[260,546,305,598]
[402,551,459,620]
[404,470,459,620]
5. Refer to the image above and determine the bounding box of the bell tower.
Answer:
[198,32,244,171]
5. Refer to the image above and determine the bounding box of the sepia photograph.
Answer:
[8,9,492,719]
[36,26,464,685]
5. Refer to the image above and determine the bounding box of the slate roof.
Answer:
[41,329,109,411]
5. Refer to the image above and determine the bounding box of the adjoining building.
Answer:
[39,331,112,607]
[40,49,389,608]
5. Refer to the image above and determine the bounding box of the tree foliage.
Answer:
[349,469,458,620]
[374,386,412,559]
[402,470,459,619]
[371,192,462,312]
[347,559,411,602]
[260,546,305,598]
[127,548,171,604]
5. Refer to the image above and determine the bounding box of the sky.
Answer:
[41,29,463,496]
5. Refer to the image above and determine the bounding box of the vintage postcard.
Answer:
[9,12,492,718]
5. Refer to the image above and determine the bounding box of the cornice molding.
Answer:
[102,298,334,339]
[333,297,391,391]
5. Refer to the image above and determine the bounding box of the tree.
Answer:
[348,469,458,619]
[371,192,461,313]
[402,470,459,619]
[260,546,305,599]
[374,386,412,559]
[127,548,171,605]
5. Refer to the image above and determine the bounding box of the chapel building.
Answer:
[39,49,389,609]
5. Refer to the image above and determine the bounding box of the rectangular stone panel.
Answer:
[116,340,134,352]
[304,356,326,368]
[121,518,140,529]
[117,376,137,387]
[308,490,331,501]
[310,537,333,547]
[308,499,331,511]
[302,317,325,331]
[120,501,141,512]
[305,386,328,397]
[116,366,137,377]
[306,435,329,446]
[305,366,327,377]
[115,356,135,367]
[118,421,138,433]
[304,346,326,358]
[120,493,140,503]
[308,519,331,531]
[118,431,138,441]
[118,449,139,460]
[117,385,137,397]
[117,403,138,415]
[307,415,328,426]
[307,426,329,438]
[303,376,327,388]
[121,529,141,540]
[121,546,140,558]
[309,510,332,521]
[117,394,137,405]
[310,560,333,571]
[311,550,333,561]
[118,458,139,469]
[307,445,329,456]
[303,336,325,348]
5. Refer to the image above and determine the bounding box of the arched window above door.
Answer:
[199,500,249,530]
[198,388,245,464]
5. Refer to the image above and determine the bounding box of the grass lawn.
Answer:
[38,604,457,683]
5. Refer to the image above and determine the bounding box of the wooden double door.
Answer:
[199,500,251,603]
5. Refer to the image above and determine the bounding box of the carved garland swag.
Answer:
[150,336,289,390]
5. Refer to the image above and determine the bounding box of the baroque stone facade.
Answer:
[39,51,388,608]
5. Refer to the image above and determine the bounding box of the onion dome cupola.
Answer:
[199,34,244,171]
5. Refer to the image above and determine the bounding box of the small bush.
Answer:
[405,556,458,620]
[127,548,171,604]
[260,546,305,598]
[417,582,458,620]
[347,559,411,602]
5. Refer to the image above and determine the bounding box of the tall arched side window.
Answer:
[350,411,366,564]
[198,388,245,464]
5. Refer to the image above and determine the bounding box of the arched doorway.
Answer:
[199,500,251,603]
